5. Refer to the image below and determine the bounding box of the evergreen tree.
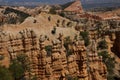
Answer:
[0,66,13,80]
[9,60,24,80]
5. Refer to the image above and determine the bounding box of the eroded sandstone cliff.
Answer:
[0,29,107,80]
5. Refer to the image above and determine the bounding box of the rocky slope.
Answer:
[0,1,120,79]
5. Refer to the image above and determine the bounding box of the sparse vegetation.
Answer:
[56,23,59,27]
[48,16,51,21]
[74,34,78,40]
[9,59,25,80]
[59,12,65,17]
[67,22,73,27]
[49,8,56,14]
[65,74,72,80]
[97,40,108,50]
[51,27,56,35]
[57,19,60,23]
[0,65,13,80]
[16,53,30,72]
[45,45,52,56]
[0,1,120,80]
[8,53,30,80]
[73,77,79,80]
[0,55,4,60]
[108,20,117,29]
[75,25,81,31]
[5,7,30,24]
[0,53,31,80]
[56,19,60,27]
[65,75,79,80]
[98,51,116,80]
[33,19,37,23]
[64,36,73,56]
[31,75,37,80]
[80,31,90,46]
[62,19,66,27]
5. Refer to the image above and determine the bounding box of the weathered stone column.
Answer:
[74,40,88,80]
[37,35,52,80]
[51,39,64,80]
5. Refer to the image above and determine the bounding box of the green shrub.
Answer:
[74,34,78,40]
[65,74,73,80]
[64,36,73,56]
[59,12,65,17]
[98,51,115,79]
[67,22,73,27]
[49,8,56,14]
[57,19,60,23]
[73,77,79,80]
[17,53,30,71]
[0,66,13,80]
[51,27,56,35]
[0,55,4,60]
[62,20,66,27]
[31,75,37,80]
[48,16,51,21]
[45,45,52,56]
[9,59,25,80]
[80,31,90,46]
[64,36,71,49]
[98,40,108,49]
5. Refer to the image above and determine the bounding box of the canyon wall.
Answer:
[0,29,107,80]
